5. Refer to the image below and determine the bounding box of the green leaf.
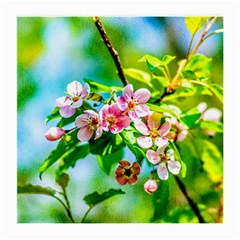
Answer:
[56,173,69,190]
[45,107,61,124]
[151,181,169,222]
[121,129,145,162]
[139,54,162,70]
[140,54,175,67]
[87,92,103,102]
[89,132,125,156]
[208,84,223,103]
[185,17,209,35]
[152,76,168,88]
[84,79,123,92]
[182,70,198,80]
[83,189,125,207]
[97,149,124,175]
[194,139,223,183]
[39,129,79,179]
[57,144,89,175]
[184,54,212,78]
[123,68,153,89]
[18,184,57,196]
[161,55,176,65]
[147,103,180,119]
[200,120,223,133]
[181,108,201,128]
[169,141,187,178]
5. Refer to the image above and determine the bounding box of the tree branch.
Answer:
[93,16,128,86]
[174,176,205,223]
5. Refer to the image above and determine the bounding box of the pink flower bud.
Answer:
[45,127,65,141]
[144,179,158,194]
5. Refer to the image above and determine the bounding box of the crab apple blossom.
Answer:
[144,179,158,194]
[55,81,90,118]
[134,112,171,149]
[100,103,130,134]
[75,110,102,142]
[115,160,141,185]
[198,102,222,136]
[156,149,181,180]
[166,117,188,142]
[45,127,65,141]
[116,84,151,121]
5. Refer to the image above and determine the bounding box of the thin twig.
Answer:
[187,17,218,62]
[93,16,128,86]
[174,176,205,223]
[81,207,92,223]
[62,187,75,223]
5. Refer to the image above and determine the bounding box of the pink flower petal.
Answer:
[134,121,149,135]
[84,109,99,118]
[144,179,158,194]
[177,130,188,142]
[81,83,90,99]
[156,141,168,154]
[59,105,76,118]
[154,137,168,148]
[112,115,130,133]
[148,112,161,130]
[116,96,128,111]
[94,127,102,140]
[128,110,140,121]
[77,126,94,141]
[157,163,169,180]
[159,121,171,136]
[137,136,152,148]
[99,105,108,119]
[67,80,82,96]
[167,160,181,175]
[75,114,89,128]
[109,103,122,116]
[45,127,65,141]
[133,88,151,104]
[135,104,150,117]
[123,84,134,100]
[71,98,83,108]
[55,96,71,107]
[146,149,160,165]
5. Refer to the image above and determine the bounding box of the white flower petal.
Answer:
[157,163,169,180]
[137,136,152,148]
[167,160,181,175]
[166,149,175,161]
[67,80,82,96]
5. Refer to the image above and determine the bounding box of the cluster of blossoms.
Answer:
[45,80,185,194]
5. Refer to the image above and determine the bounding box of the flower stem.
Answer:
[93,16,128,86]
[81,206,93,223]
[62,187,75,223]
[174,176,205,223]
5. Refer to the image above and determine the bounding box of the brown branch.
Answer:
[174,176,205,223]
[93,16,128,86]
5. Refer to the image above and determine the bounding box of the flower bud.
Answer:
[45,127,65,141]
[144,179,158,194]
